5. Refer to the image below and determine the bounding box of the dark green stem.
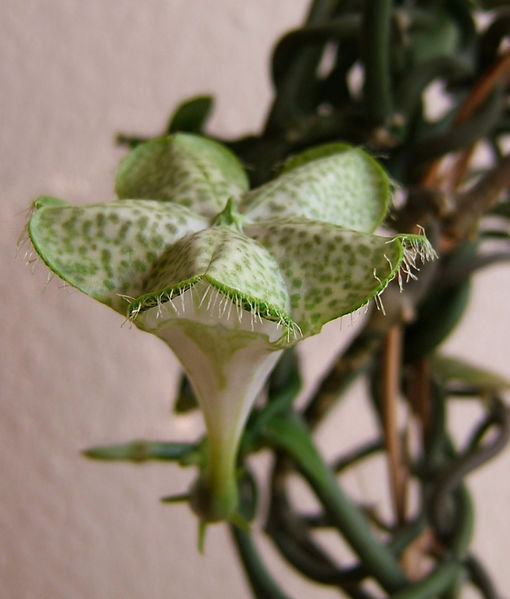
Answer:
[230,527,292,599]
[262,413,408,593]
[465,555,501,599]
[305,0,339,24]
[189,439,239,522]
[429,399,509,537]
[362,0,393,127]
[266,461,370,594]
[390,561,462,599]
[332,438,384,473]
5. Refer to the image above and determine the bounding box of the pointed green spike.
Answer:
[115,133,249,217]
[240,147,390,233]
[198,520,207,554]
[229,511,251,532]
[167,95,214,134]
[28,199,208,313]
[161,493,191,504]
[33,195,69,209]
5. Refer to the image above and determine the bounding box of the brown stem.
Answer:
[420,50,510,190]
[382,326,407,526]
[453,51,510,127]
[407,358,431,447]
[444,153,510,240]
[447,143,476,192]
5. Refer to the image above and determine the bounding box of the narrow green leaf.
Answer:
[241,147,390,233]
[167,95,214,134]
[408,6,461,64]
[115,133,249,217]
[432,354,510,392]
[161,493,191,503]
[28,199,208,312]
[198,520,207,554]
[82,440,196,462]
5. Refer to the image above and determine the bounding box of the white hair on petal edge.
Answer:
[374,292,386,315]
[373,267,383,286]
[385,231,437,284]
[198,285,211,308]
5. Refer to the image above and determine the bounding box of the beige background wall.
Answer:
[2,2,510,598]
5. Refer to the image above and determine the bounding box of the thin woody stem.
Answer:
[421,50,510,189]
[452,50,510,126]
[407,358,432,451]
[382,326,407,525]
[445,153,510,239]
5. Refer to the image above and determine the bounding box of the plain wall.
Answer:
[2,2,510,598]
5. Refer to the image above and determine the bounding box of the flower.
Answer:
[27,133,434,521]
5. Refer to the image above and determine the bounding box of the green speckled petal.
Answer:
[28,198,208,312]
[115,133,249,217]
[246,219,433,338]
[129,226,294,336]
[240,146,389,233]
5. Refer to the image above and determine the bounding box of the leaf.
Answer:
[28,198,208,312]
[174,373,199,413]
[408,6,461,64]
[432,354,510,392]
[240,146,390,233]
[115,133,249,217]
[166,95,214,134]
[246,220,432,337]
[82,440,197,462]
